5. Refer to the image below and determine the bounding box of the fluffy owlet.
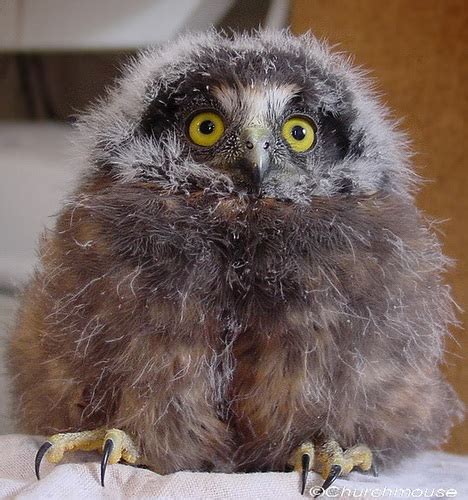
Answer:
[8,30,463,495]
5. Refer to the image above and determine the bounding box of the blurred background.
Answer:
[0,0,466,453]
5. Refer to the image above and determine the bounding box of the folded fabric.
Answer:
[0,434,466,499]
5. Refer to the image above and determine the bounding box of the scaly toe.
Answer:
[312,440,373,496]
[34,428,139,486]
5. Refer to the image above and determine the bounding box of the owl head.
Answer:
[78,30,414,202]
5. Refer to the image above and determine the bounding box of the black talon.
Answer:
[313,464,342,498]
[35,441,52,480]
[101,438,114,487]
[300,453,311,495]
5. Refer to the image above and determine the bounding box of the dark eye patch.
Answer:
[285,83,355,162]
[139,90,179,138]
[316,111,352,161]
[281,105,351,162]
[138,75,219,139]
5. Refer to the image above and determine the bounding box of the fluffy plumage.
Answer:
[9,30,462,476]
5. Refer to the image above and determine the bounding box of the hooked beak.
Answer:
[237,127,272,192]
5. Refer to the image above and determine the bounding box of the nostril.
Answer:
[263,141,270,150]
[245,141,254,150]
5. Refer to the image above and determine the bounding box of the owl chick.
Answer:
[8,30,462,495]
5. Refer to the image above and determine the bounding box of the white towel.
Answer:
[0,434,466,499]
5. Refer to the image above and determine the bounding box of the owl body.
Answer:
[9,31,462,475]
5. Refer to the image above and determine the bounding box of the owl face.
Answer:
[80,31,413,202]
[141,73,350,198]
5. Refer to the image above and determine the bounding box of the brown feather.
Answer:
[9,175,462,472]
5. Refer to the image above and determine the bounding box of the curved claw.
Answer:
[300,453,311,495]
[313,464,342,498]
[101,438,114,487]
[35,441,52,480]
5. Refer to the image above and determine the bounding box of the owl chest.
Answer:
[169,225,304,309]
[220,320,327,446]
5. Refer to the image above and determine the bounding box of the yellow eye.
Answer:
[281,116,316,153]
[187,111,225,147]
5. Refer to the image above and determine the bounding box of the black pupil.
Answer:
[199,120,215,134]
[291,125,306,141]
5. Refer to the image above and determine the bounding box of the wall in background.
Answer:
[0,0,275,121]
[292,0,467,454]
[0,53,130,120]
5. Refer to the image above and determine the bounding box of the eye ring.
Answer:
[281,115,317,153]
[187,110,225,147]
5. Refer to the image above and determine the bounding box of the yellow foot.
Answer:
[315,440,372,478]
[35,428,139,486]
[290,440,373,497]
